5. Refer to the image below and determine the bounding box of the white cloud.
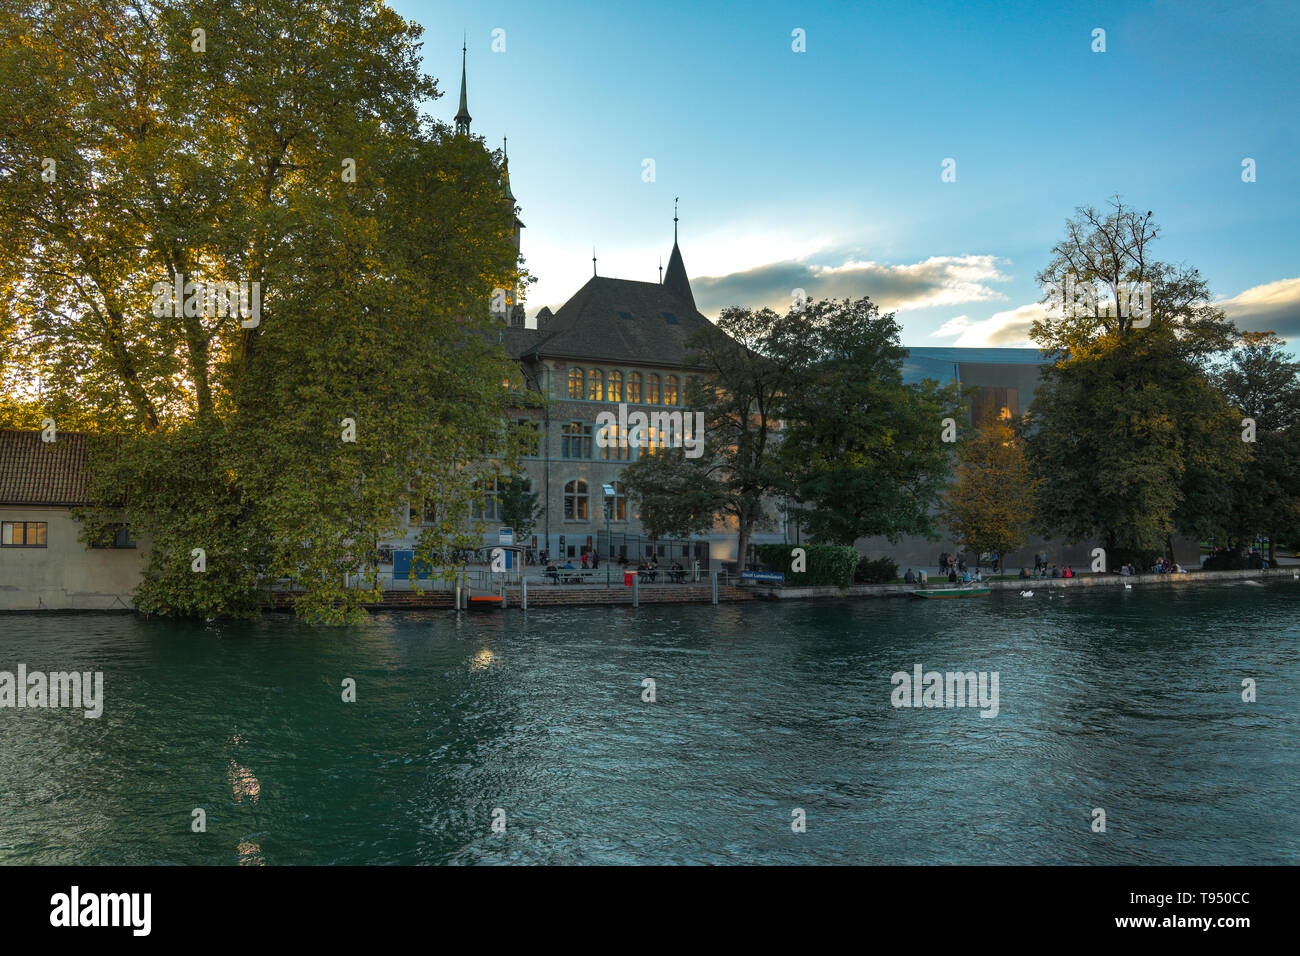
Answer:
[1216,276,1300,338]
[928,303,1044,347]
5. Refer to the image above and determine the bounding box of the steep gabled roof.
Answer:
[518,276,711,368]
[0,429,91,506]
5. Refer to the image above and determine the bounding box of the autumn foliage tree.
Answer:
[0,0,528,621]
[939,403,1042,569]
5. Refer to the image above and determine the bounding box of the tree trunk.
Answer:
[1268,532,1277,566]
[1165,532,1175,565]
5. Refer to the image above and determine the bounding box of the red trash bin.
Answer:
[624,571,635,587]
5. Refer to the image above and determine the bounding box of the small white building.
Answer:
[0,430,147,611]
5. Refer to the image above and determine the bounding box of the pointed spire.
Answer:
[501,136,516,202]
[592,248,597,277]
[454,38,471,136]
[659,256,663,284]
[663,202,695,309]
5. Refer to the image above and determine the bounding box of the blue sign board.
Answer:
[740,571,785,583]
[392,550,432,580]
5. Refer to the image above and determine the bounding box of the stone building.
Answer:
[0,430,147,610]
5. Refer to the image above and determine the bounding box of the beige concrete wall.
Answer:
[0,507,148,610]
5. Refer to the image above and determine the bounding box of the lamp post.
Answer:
[602,483,615,587]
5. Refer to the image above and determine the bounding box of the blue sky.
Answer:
[391,0,1300,346]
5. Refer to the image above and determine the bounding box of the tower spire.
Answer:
[593,248,597,277]
[663,201,695,310]
[454,38,471,136]
[501,136,515,202]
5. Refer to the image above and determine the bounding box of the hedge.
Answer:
[755,544,860,588]
[1203,550,1264,571]
[854,555,899,584]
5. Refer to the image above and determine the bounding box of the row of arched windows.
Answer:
[566,368,682,405]
[563,479,627,521]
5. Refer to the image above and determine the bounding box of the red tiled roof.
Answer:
[0,429,91,506]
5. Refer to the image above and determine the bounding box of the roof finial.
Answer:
[673,197,679,243]
[593,247,597,277]
[659,256,663,284]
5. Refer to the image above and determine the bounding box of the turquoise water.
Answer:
[1,581,1296,864]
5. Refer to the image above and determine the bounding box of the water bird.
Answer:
[1019,590,1033,597]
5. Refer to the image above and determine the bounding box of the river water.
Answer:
[1,580,1296,864]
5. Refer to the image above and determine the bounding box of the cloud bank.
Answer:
[690,254,1010,317]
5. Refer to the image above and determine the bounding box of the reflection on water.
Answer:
[0,581,1297,865]
[228,761,260,804]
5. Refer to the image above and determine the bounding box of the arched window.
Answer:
[605,481,627,522]
[568,368,584,400]
[588,369,604,401]
[564,479,589,521]
[627,371,642,403]
[664,375,679,405]
[647,373,661,404]
[607,370,623,402]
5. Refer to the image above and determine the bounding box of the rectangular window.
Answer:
[600,424,631,461]
[561,422,593,459]
[1,521,48,547]
[90,524,136,549]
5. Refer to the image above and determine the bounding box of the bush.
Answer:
[854,555,898,584]
[1203,550,1263,571]
[754,544,860,588]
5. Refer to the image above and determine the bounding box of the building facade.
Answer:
[0,430,147,610]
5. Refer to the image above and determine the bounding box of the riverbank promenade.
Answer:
[255,565,1299,612]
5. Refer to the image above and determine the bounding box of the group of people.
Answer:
[1019,564,1074,579]
[543,552,687,585]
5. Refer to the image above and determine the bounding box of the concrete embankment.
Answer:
[751,566,1300,601]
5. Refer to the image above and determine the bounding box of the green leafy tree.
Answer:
[1026,198,1246,562]
[620,307,792,565]
[497,474,541,543]
[774,297,959,546]
[2,0,526,622]
[620,446,721,543]
[1215,332,1300,563]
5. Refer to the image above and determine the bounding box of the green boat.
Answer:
[911,586,991,599]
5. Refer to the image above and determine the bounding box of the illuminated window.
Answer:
[567,368,584,399]
[2,520,47,547]
[664,375,679,406]
[647,373,661,404]
[605,481,627,521]
[627,371,642,403]
[588,369,604,401]
[607,370,623,402]
[564,479,589,521]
